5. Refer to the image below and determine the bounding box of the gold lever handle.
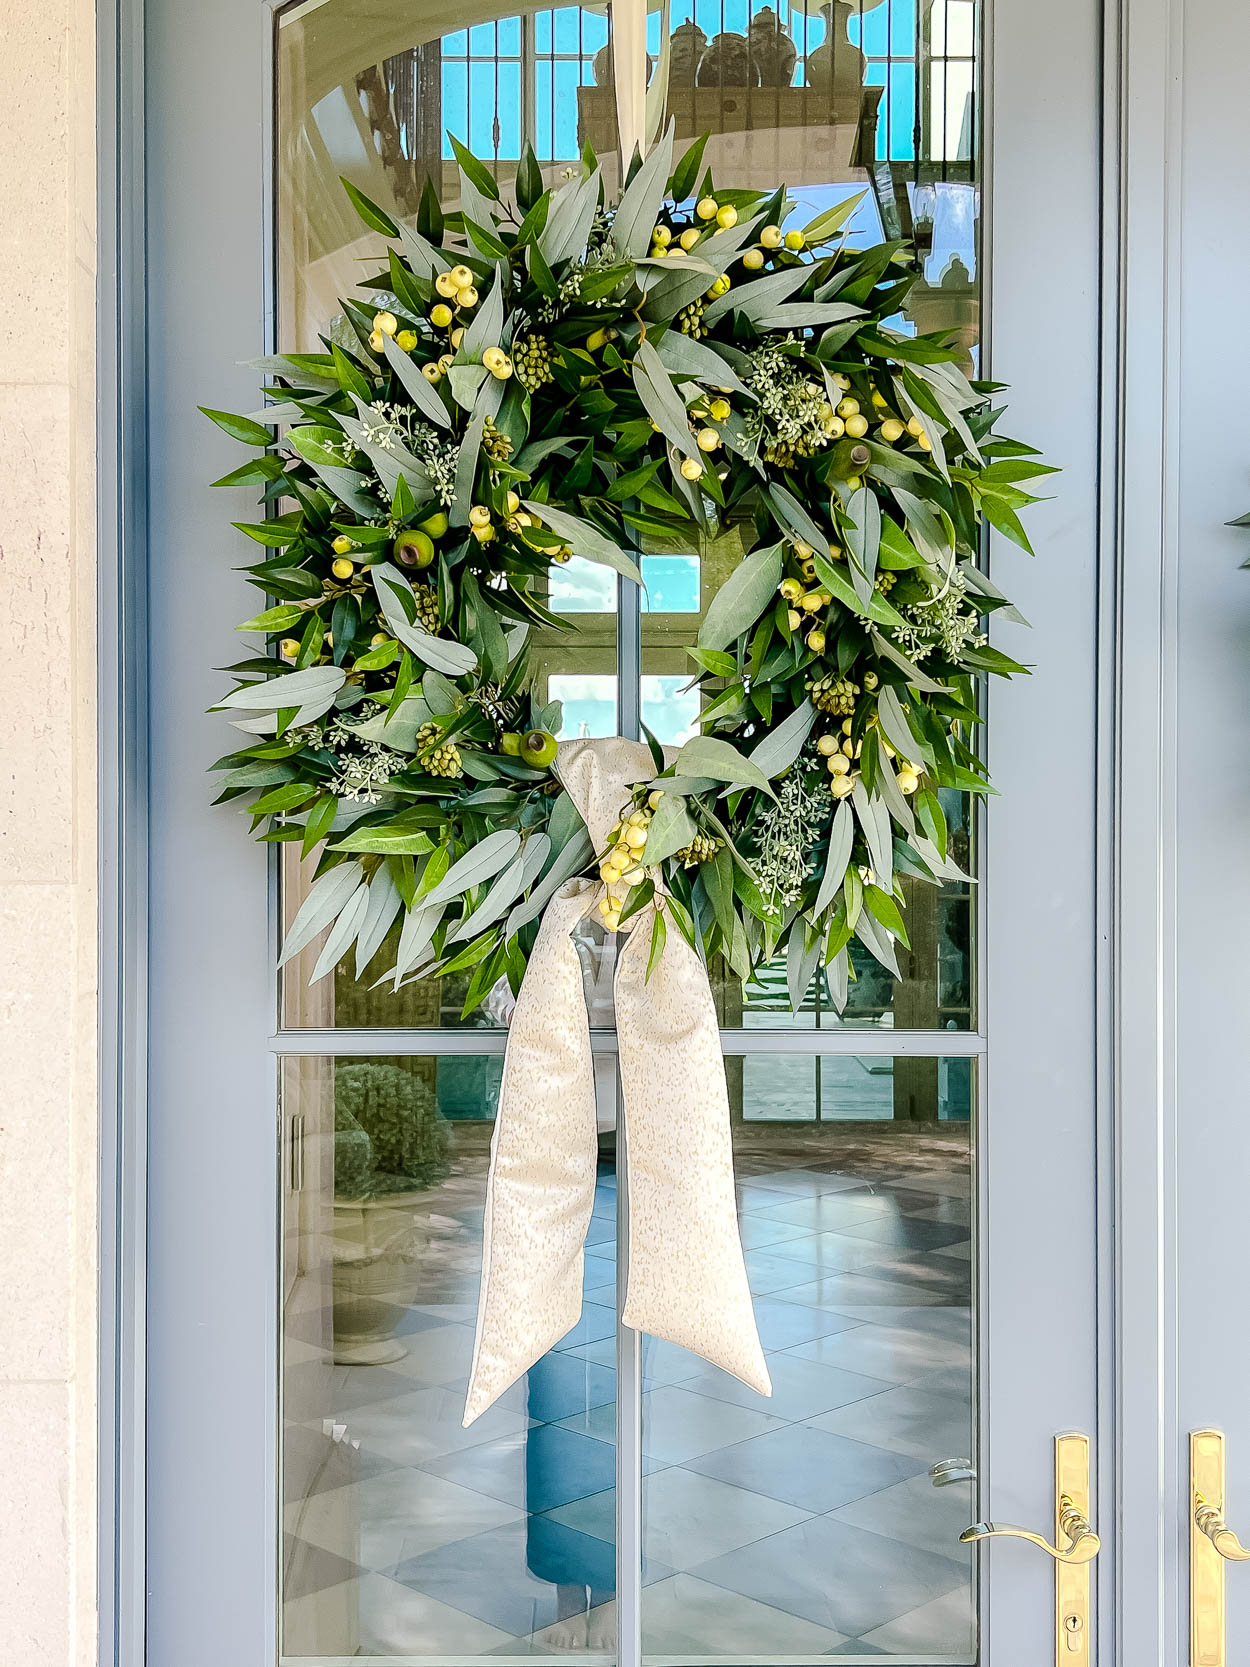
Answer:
[1195,1497,1250,1563]
[960,1497,1101,1564]
[959,1434,1095,1666]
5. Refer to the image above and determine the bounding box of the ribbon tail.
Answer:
[615,910,771,1396]
[463,887,599,1425]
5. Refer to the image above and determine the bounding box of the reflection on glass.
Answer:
[281,1056,618,1660]
[640,1056,974,1661]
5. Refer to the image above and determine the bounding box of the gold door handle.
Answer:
[960,1498,1101,1564]
[959,1433,1096,1666]
[1191,1429,1250,1667]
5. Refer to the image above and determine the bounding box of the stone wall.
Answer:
[0,0,97,1661]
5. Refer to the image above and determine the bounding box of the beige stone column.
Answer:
[0,0,97,1662]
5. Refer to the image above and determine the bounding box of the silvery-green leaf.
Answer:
[462,272,506,359]
[447,849,527,942]
[913,832,972,882]
[546,790,587,856]
[242,401,303,425]
[874,753,916,834]
[698,540,783,650]
[279,863,366,967]
[505,622,530,663]
[451,408,486,525]
[845,485,881,606]
[813,798,854,915]
[504,828,594,936]
[851,779,892,882]
[787,923,824,1012]
[891,487,952,570]
[750,301,865,331]
[536,699,562,734]
[640,216,765,320]
[893,384,950,483]
[540,167,601,265]
[420,669,461,716]
[372,563,479,676]
[826,944,849,1012]
[672,735,777,799]
[342,402,434,500]
[853,907,900,977]
[649,774,717,796]
[875,683,932,767]
[382,335,451,427]
[354,866,403,976]
[310,883,370,983]
[632,340,698,459]
[219,665,346,710]
[908,362,982,459]
[960,561,1029,626]
[655,332,755,400]
[640,794,695,867]
[422,829,522,911]
[446,361,487,413]
[459,171,502,259]
[748,700,816,781]
[703,263,812,326]
[245,354,338,391]
[768,482,827,556]
[389,902,441,988]
[869,628,947,695]
[303,460,382,518]
[611,126,675,259]
[520,500,642,581]
[353,692,432,751]
[396,222,450,278]
[801,192,866,246]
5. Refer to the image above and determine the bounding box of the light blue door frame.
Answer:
[95,0,1250,1662]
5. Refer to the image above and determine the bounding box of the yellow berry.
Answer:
[332,534,353,555]
[807,629,827,653]
[709,398,731,421]
[779,578,803,601]
[871,390,887,408]
[827,754,851,776]
[370,633,388,648]
[784,229,805,250]
[506,490,520,514]
[831,775,854,798]
[800,591,823,613]
[469,504,491,527]
[457,286,479,309]
[472,523,495,543]
[396,329,417,352]
[650,246,668,259]
[648,789,665,809]
[697,427,720,452]
[449,265,474,289]
[680,228,700,250]
[906,416,925,437]
[827,543,844,561]
[438,354,454,373]
[331,557,354,580]
[279,638,300,659]
[845,414,869,439]
[760,224,783,248]
[787,608,802,630]
[827,416,845,439]
[880,418,905,443]
[742,248,765,270]
[863,671,879,690]
[897,771,920,795]
[421,363,441,383]
[696,197,718,220]
[624,825,648,850]
[716,205,738,229]
[652,225,671,246]
[372,311,397,336]
[836,398,860,418]
[430,304,453,329]
[680,457,704,481]
[604,910,622,931]
[917,432,932,451]
[435,271,459,298]
[816,734,839,756]
[368,330,385,353]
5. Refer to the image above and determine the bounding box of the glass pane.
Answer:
[274,2,621,1027]
[281,1055,619,1660]
[640,1056,975,1662]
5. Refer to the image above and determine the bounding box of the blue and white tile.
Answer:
[673,1353,894,1422]
[640,1572,849,1655]
[285,1466,523,1569]
[283,1571,516,1657]
[683,1421,926,1513]
[809,1384,972,1464]
[829,1470,976,1561]
[342,1383,531,1466]
[785,1324,969,1385]
[857,1582,976,1657]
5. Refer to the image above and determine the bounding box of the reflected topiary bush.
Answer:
[333,1062,449,1198]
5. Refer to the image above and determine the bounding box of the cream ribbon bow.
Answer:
[463,737,771,1425]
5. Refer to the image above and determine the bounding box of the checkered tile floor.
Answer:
[282,1124,975,1663]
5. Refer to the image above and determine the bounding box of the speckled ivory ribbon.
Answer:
[463,737,771,1425]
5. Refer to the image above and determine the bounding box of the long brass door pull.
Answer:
[959,1434,1096,1666]
[1191,1430,1250,1666]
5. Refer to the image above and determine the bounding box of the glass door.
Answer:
[142,0,1107,1660]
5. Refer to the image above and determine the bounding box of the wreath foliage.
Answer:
[207,129,1053,1012]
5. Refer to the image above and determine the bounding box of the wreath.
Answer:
[206,130,1052,1013]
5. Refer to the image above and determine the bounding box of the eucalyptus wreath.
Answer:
[207,128,1052,1013]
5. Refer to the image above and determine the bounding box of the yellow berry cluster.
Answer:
[367,310,418,355]
[779,575,832,652]
[809,673,859,716]
[597,793,662,931]
[674,833,722,867]
[514,333,554,389]
[415,723,463,778]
